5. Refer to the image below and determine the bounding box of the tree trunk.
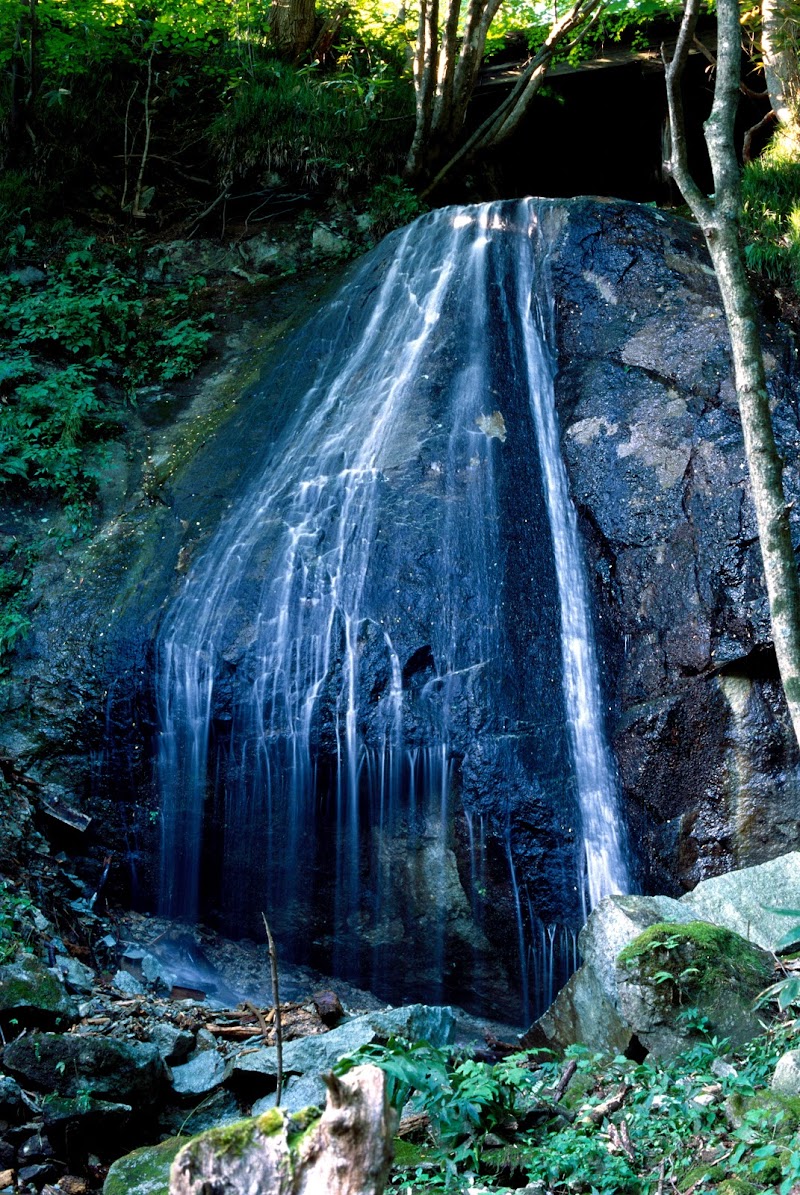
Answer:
[664,0,800,747]
[405,0,601,194]
[761,0,800,130]
[269,0,316,61]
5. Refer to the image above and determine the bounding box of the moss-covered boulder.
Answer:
[103,1136,185,1195]
[616,921,773,1057]
[2,1031,165,1104]
[0,954,77,1029]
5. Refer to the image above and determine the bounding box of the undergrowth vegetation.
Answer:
[336,1017,800,1194]
[743,126,800,298]
[0,224,213,669]
[0,226,212,527]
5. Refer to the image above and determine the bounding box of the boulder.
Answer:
[230,1004,457,1087]
[104,1137,185,1195]
[2,1032,165,1105]
[0,955,78,1028]
[679,852,800,952]
[55,956,96,996]
[169,1049,229,1099]
[772,1049,800,1096]
[252,1073,328,1116]
[616,921,772,1058]
[159,1088,242,1138]
[170,1065,396,1195]
[527,894,697,1054]
[149,1024,195,1066]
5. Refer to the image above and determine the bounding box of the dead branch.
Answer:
[743,108,778,163]
[262,911,283,1104]
[581,1084,627,1124]
[552,1058,578,1103]
[244,999,271,1043]
[656,1159,666,1195]
[607,1118,636,1162]
[133,48,155,218]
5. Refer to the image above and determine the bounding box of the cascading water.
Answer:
[155,199,629,1020]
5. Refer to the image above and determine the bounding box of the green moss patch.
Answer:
[617,921,772,997]
[103,1136,185,1195]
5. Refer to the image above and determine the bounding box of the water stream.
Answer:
[154,200,629,1018]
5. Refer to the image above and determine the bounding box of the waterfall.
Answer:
[154,199,628,1016]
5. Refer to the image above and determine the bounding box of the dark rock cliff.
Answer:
[549,198,800,894]
[2,198,798,1014]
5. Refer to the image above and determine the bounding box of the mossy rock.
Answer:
[726,1090,800,1133]
[103,1136,185,1195]
[615,922,773,1058]
[716,1180,760,1195]
[480,1142,534,1183]
[617,921,772,993]
[392,1138,434,1168]
[0,953,77,1028]
[677,1162,726,1191]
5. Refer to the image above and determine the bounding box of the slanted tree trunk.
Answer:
[761,0,800,131]
[405,0,602,194]
[664,0,800,748]
[269,0,316,61]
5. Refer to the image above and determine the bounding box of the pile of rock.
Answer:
[0,920,461,1195]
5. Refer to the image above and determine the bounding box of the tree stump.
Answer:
[169,1063,398,1195]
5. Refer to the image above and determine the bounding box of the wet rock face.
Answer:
[3,199,799,1016]
[548,199,800,893]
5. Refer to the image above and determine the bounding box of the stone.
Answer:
[2,1032,165,1105]
[159,1088,241,1138]
[0,955,77,1028]
[616,921,773,1058]
[680,852,800,952]
[169,1049,229,1098]
[54,956,96,996]
[231,1004,457,1085]
[149,1024,195,1065]
[140,953,177,994]
[170,1065,396,1195]
[772,1049,800,1096]
[103,1137,185,1195]
[528,894,697,1054]
[13,266,47,286]
[313,990,344,1027]
[0,1076,21,1115]
[311,224,350,257]
[112,970,145,997]
[41,1094,132,1137]
[18,1162,59,1186]
[252,1073,327,1116]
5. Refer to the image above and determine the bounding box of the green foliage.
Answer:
[0,0,413,227]
[336,1015,800,1195]
[0,880,35,964]
[0,549,32,674]
[742,127,800,297]
[0,230,212,537]
[336,1037,539,1167]
[365,176,427,236]
[210,59,410,195]
[756,905,800,1011]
